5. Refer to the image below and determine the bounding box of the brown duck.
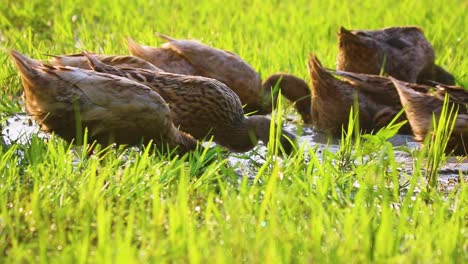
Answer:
[84,53,296,154]
[9,50,197,154]
[127,34,311,121]
[337,26,455,85]
[391,78,467,155]
[329,70,439,134]
[49,53,162,71]
[308,54,410,135]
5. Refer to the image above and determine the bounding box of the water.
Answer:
[2,113,467,191]
[2,113,48,145]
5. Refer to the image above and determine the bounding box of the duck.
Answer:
[9,50,197,155]
[49,53,162,71]
[126,34,312,121]
[307,54,409,135]
[83,52,297,155]
[391,77,467,155]
[337,26,455,85]
[328,69,438,134]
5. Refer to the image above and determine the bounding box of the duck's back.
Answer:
[337,26,435,83]
[150,73,246,139]
[392,78,468,155]
[84,55,246,140]
[164,39,262,99]
[127,38,199,75]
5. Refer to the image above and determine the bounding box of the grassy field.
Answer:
[0,0,467,263]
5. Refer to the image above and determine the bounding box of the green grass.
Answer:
[0,0,467,263]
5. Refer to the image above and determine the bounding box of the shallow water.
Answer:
[2,113,467,191]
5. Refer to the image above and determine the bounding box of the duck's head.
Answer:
[216,115,296,155]
[418,65,456,86]
[262,73,312,123]
[245,115,297,155]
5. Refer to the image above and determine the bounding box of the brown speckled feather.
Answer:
[49,53,162,71]
[127,36,311,118]
[85,53,296,154]
[10,50,197,154]
[337,26,455,85]
[127,35,262,109]
[392,78,467,155]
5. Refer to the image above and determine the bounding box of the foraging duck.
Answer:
[84,53,296,154]
[329,70,440,134]
[391,78,467,155]
[127,35,311,120]
[337,26,455,85]
[49,53,162,71]
[9,50,197,154]
[308,54,408,135]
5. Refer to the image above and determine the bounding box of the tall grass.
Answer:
[0,0,466,263]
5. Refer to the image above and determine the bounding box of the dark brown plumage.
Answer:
[84,53,296,155]
[329,70,438,134]
[126,35,311,120]
[337,26,455,85]
[308,54,408,135]
[49,53,162,71]
[10,50,197,154]
[392,78,467,155]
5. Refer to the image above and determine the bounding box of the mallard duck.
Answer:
[391,78,467,155]
[84,53,296,154]
[9,50,197,154]
[308,54,408,135]
[49,53,162,71]
[337,26,455,85]
[127,35,311,120]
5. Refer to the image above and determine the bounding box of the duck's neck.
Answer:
[225,115,295,154]
[169,128,198,155]
[262,73,312,123]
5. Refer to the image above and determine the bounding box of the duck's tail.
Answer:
[338,26,362,44]
[9,50,43,86]
[155,32,177,42]
[390,77,421,107]
[307,54,336,97]
[126,37,148,58]
[83,52,125,78]
[10,49,41,71]
[307,54,325,79]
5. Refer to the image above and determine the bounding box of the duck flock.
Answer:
[9,26,468,156]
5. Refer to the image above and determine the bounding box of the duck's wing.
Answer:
[10,50,195,151]
[49,53,162,71]
[331,70,398,100]
[331,70,434,108]
[85,53,245,140]
[156,33,263,106]
[391,77,468,136]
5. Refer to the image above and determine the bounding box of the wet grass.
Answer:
[0,0,467,263]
